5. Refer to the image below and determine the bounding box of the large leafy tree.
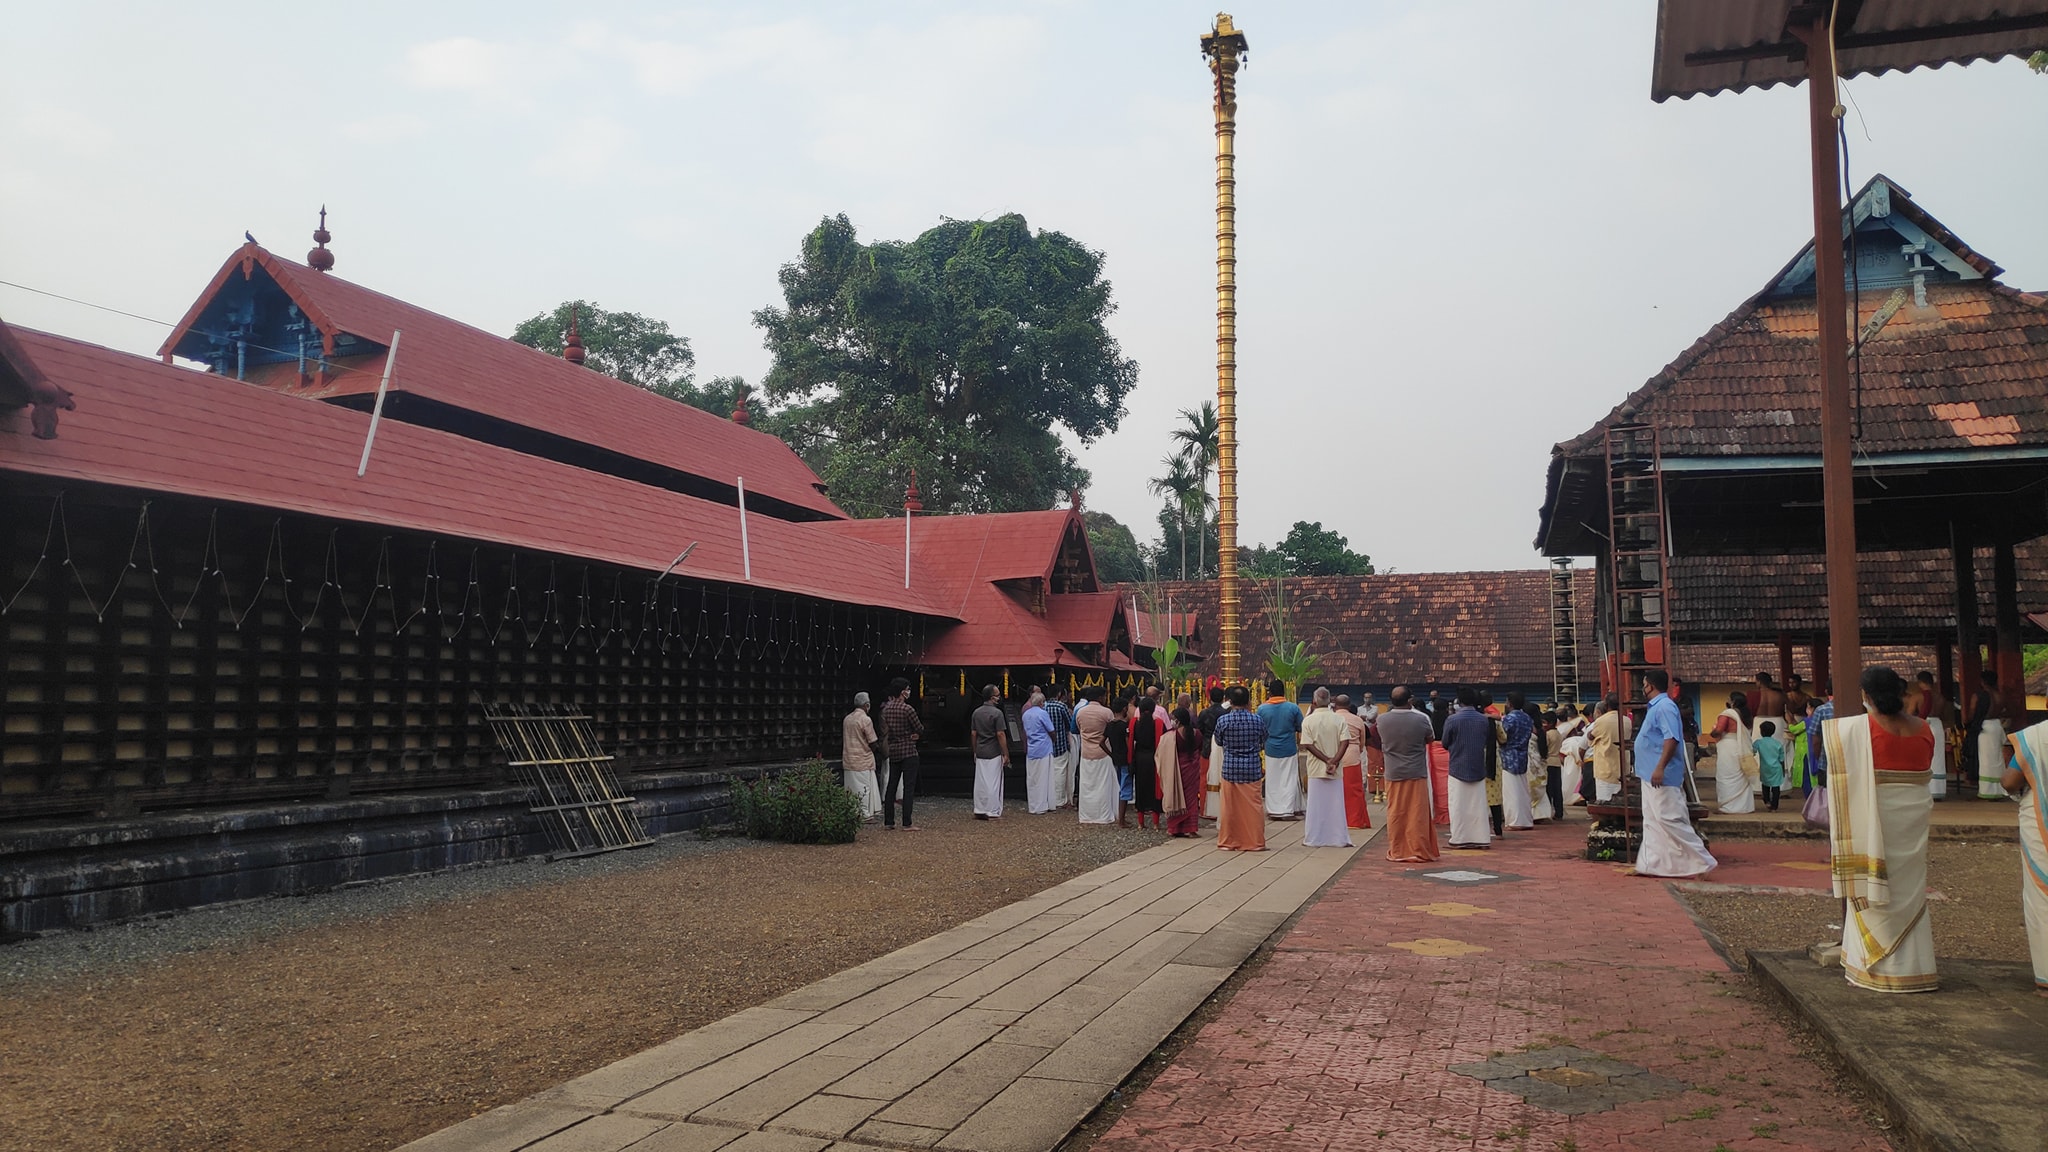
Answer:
[1156,506,1219,580]
[511,301,698,397]
[755,213,1139,515]
[1083,511,1150,585]
[1241,521,1373,578]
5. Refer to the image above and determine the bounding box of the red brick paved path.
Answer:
[1095,820,1893,1152]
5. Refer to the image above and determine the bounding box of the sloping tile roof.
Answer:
[158,244,845,520]
[1127,570,1603,687]
[917,582,1084,669]
[1044,591,1120,647]
[1128,607,1199,650]
[812,510,1101,668]
[817,509,1081,617]
[1668,543,2048,642]
[1556,279,2048,460]
[1,328,952,617]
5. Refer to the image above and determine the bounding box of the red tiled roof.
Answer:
[1127,570,1602,687]
[917,582,1087,669]
[1129,607,1198,650]
[1043,592,1121,647]
[1,328,951,617]
[813,510,1104,669]
[158,245,845,520]
[816,510,1081,610]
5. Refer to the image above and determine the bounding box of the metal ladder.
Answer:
[1550,557,1579,707]
[1604,423,1683,859]
[482,701,654,858]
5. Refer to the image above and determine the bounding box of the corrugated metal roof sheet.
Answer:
[1652,0,2048,102]
[1,328,953,618]
[158,245,846,520]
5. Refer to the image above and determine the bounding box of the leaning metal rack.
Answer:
[481,701,653,858]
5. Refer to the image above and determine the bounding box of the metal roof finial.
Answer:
[905,468,924,512]
[307,206,335,272]
[730,389,752,426]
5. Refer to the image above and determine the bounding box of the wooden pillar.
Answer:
[1796,17,1864,719]
[1936,634,1955,716]
[1994,538,2024,721]
[1953,521,1983,718]
[1777,631,1795,694]
[1813,632,1831,698]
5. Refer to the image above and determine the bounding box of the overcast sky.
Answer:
[4,2,2043,573]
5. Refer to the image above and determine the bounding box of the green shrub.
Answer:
[729,759,862,844]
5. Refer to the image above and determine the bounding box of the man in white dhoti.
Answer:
[1256,691,1305,819]
[1828,667,1938,993]
[1043,686,1078,809]
[970,684,1008,819]
[1633,670,1716,879]
[1074,686,1120,825]
[840,692,883,821]
[1440,688,1494,849]
[1022,693,1057,814]
[1299,689,1354,848]
[1589,697,1627,803]
[1499,693,1536,830]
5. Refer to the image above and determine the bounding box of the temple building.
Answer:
[0,225,1151,932]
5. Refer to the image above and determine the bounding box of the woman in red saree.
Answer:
[1163,700,1206,837]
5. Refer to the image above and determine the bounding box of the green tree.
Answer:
[755,213,1139,515]
[1083,511,1150,585]
[1157,506,1220,580]
[511,301,697,398]
[1148,453,1204,580]
[1272,521,1373,577]
[1168,402,1220,574]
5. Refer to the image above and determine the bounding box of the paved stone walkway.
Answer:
[398,817,1363,1152]
[1093,819,1897,1152]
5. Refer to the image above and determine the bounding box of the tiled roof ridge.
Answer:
[154,244,840,511]
[1553,296,1764,459]
[1986,280,2048,313]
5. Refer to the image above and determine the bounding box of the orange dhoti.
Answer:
[1384,777,1440,862]
[1342,763,1371,829]
[1428,743,1451,826]
[1218,779,1267,851]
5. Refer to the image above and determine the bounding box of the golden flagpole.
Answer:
[1201,13,1247,684]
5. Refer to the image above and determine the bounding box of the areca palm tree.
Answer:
[1169,403,1220,574]
[1148,453,1203,579]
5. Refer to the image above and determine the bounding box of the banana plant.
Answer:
[1257,576,1324,700]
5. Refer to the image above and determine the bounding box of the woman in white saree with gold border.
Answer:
[1825,668,1938,994]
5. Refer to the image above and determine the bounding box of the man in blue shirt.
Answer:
[1256,691,1306,819]
[1633,669,1716,877]
[1500,692,1536,831]
[1043,686,1077,810]
[1215,686,1269,851]
[1023,694,1058,815]
[1441,688,1496,849]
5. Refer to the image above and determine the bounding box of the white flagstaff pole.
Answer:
[355,330,402,477]
[737,477,751,581]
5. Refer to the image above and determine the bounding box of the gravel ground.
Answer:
[0,798,1163,1152]
[1681,840,2035,968]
